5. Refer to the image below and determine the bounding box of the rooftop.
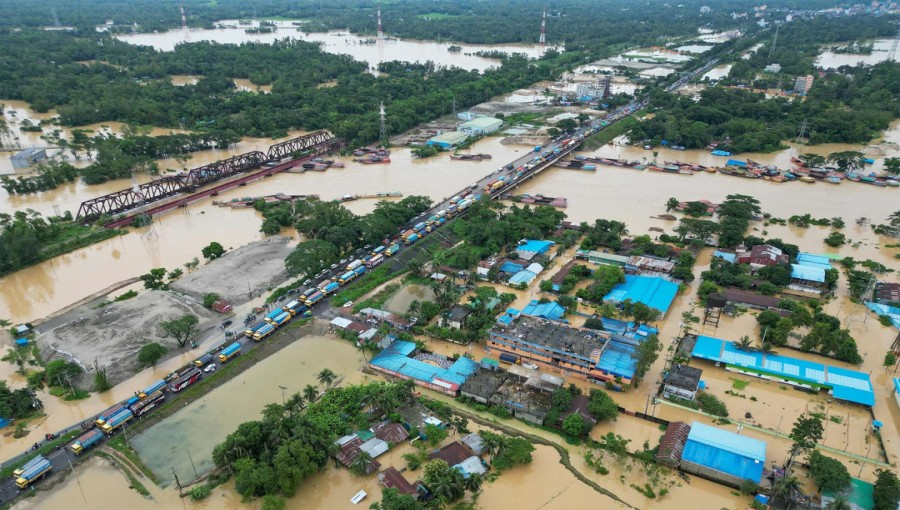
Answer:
[683,421,766,483]
[428,131,470,145]
[521,300,567,321]
[429,441,474,466]
[517,239,555,255]
[379,467,418,495]
[460,116,503,129]
[665,363,702,391]
[691,335,875,407]
[603,274,678,314]
[455,456,487,477]
[723,288,781,309]
[372,421,410,444]
[370,339,478,387]
[460,433,485,455]
[459,369,507,400]
[490,316,608,364]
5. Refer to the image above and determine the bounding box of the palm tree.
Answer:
[758,341,776,356]
[303,384,320,404]
[464,472,483,493]
[825,495,850,510]
[480,433,503,462]
[285,393,306,416]
[350,451,374,475]
[736,336,754,351]
[774,475,801,510]
[666,197,679,212]
[395,379,416,404]
[317,368,337,388]
[406,300,422,320]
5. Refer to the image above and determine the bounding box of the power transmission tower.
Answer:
[768,25,779,61]
[888,27,899,62]
[795,118,808,145]
[539,9,546,48]
[180,5,190,42]
[377,2,384,40]
[379,101,389,147]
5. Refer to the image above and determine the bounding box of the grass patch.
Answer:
[352,283,401,313]
[94,450,150,496]
[829,415,843,424]
[329,266,400,307]
[107,435,161,485]
[730,379,749,390]
[580,113,643,151]
[48,386,90,400]
[500,111,545,127]
[0,225,125,278]
[0,429,81,479]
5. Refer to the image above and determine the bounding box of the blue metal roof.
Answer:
[682,422,766,483]
[499,261,524,274]
[370,340,477,387]
[521,300,567,321]
[603,275,678,314]
[595,340,637,379]
[509,270,538,286]
[517,240,555,254]
[726,159,747,167]
[712,251,737,263]
[865,302,900,329]
[893,378,900,397]
[796,253,832,270]
[691,336,876,407]
[791,263,825,283]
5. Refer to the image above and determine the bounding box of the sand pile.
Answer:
[38,291,217,386]
[171,236,293,305]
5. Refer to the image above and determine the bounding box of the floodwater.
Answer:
[674,44,713,54]
[382,284,435,316]
[130,335,367,486]
[114,21,551,72]
[233,78,272,93]
[0,135,521,323]
[816,38,899,69]
[701,64,732,81]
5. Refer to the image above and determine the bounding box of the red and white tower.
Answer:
[377,5,384,40]
[180,5,190,42]
[539,9,546,48]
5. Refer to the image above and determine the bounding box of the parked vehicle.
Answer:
[253,323,275,341]
[94,404,124,427]
[15,457,51,489]
[167,367,202,392]
[129,390,165,416]
[101,408,133,435]
[305,291,324,306]
[218,342,242,362]
[138,379,166,399]
[70,430,104,455]
[13,454,46,478]
[244,322,266,338]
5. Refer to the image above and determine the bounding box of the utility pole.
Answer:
[539,8,547,51]
[180,5,190,43]
[768,25,779,61]
[278,385,287,405]
[186,449,198,478]
[376,2,384,40]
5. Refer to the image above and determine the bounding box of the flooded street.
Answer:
[130,335,367,486]
[816,38,899,69]
[114,21,549,72]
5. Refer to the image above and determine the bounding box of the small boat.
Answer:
[863,158,875,165]
[351,490,367,505]
[791,156,806,167]
[826,176,841,184]
[886,180,899,187]
[711,149,732,157]
[670,145,686,151]
[799,176,815,183]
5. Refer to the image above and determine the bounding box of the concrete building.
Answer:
[445,305,471,330]
[457,116,503,135]
[794,74,814,95]
[680,422,767,486]
[722,288,781,310]
[575,250,630,267]
[763,63,781,73]
[10,148,47,170]
[662,363,702,401]
[427,131,470,149]
[736,244,789,267]
[875,282,900,305]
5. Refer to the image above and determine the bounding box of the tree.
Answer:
[137,342,168,367]
[464,472,483,494]
[736,335,754,351]
[884,352,897,370]
[884,157,900,176]
[824,231,846,247]
[799,154,826,168]
[423,459,466,504]
[492,437,535,472]
[774,475,801,509]
[424,423,448,447]
[370,488,424,510]
[788,414,824,470]
[317,368,337,388]
[202,241,225,260]
[873,469,900,510]
[285,239,339,277]
[631,333,661,386]
[93,358,111,392]
[261,495,287,510]
[562,413,588,438]
[827,151,865,173]
[167,268,183,280]
[202,292,220,308]
[0,381,41,419]
[350,450,375,476]
[44,359,83,388]
[807,450,851,492]
[140,267,168,290]
[303,384,319,403]
[683,201,712,218]
[159,314,200,347]
[666,197,679,212]
[556,118,577,132]
[587,389,619,421]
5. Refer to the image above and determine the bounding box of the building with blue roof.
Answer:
[499,261,523,275]
[509,270,538,286]
[894,378,900,410]
[521,300,567,321]
[603,274,678,316]
[691,335,875,407]
[712,250,737,264]
[516,240,555,261]
[369,340,478,396]
[790,252,833,291]
[681,421,766,485]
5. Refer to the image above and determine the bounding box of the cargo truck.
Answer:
[218,342,242,362]
[372,245,386,256]
[70,429,104,455]
[405,233,419,245]
[321,281,339,295]
[264,308,283,323]
[139,379,166,399]
[385,244,400,256]
[305,291,324,306]
[400,229,415,240]
[244,321,266,338]
[130,390,165,416]
[13,454,45,478]
[366,254,384,268]
[338,271,357,285]
[413,222,426,231]
[95,404,124,427]
[253,323,275,341]
[101,408,133,435]
[347,259,363,271]
[15,458,51,489]
[298,288,316,301]
[167,367,202,392]
[353,265,366,277]
[426,215,439,226]
[270,312,290,327]
[282,300,300,315]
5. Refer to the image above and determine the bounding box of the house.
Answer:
[372,421,410,444]
[722,288,782,310]
[626,255,675,275]
[454,456,487,477]
[656,421,691,467]
[446,305,471,330]
[680,422,767,486]
[515,240,555,261]
[520,300,567,321]
[662,363,702,401]
[379,467,419,496]
[560,394,597,426]
[603,275,678,317]
[429,441,475,466]
[736,244,788,267]
[369,339,478,396]
[457,117,503,135]
[459,369,506,404]
[575,250,630,267]
[712,250,737,264]
[460,433,486,456]
[427,131,470,149]
[875,282,900,305]
[789,253,832,294]
[10,148,47,170]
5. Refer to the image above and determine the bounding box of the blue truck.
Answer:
[101,408,133,435]
[305,290,324,306]
[70,429,105,455]
[264,308,283,323]
[244,321,266,338]
[269,312,290,327]
[218,342,242,362]
[322,281,340,294]
[139,379,166,399]
[13,454,45,477]
[95,403,125,427]
[15,457,51,489]
[253,323,275,341]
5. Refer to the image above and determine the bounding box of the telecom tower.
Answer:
[539,9,547,49]
[888,27,899,62]
[377,4,384,40]
[379,101,389,147]
[180,5,190,42]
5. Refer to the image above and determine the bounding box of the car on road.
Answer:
[316,270,327,278]
[343,301,354,308]
[523,362,538,370]
[340,258,348,265]
[330,263,339,270]
[204,364,217,373]
[221,320,233,328]
[303,279,312,286]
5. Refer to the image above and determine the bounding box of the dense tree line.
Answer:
[0,381,39,419]
[279,196,432,278]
